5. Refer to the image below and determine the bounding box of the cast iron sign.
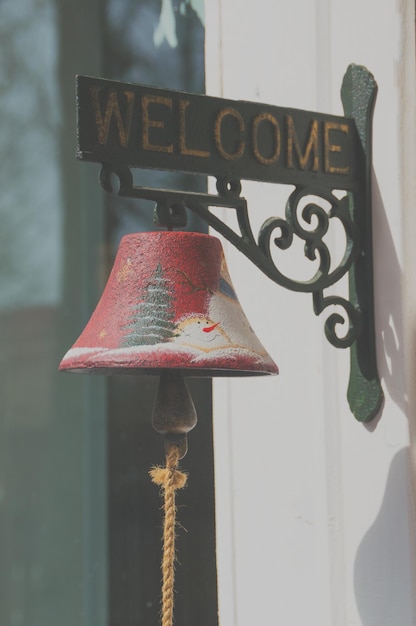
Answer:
[77,75,362,190]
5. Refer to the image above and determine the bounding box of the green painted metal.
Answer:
[76,65,383,422]
[341,65,384,421]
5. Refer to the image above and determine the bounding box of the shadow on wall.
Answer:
[372,175,407,420]
[354,448,414,625]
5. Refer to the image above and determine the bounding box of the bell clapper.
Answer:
[150,369,198,626]
[152,368,198,459]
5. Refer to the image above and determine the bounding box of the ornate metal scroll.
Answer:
[78,64,383,422]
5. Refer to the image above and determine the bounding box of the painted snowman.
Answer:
[174,255,268,357]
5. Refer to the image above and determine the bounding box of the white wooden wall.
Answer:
[205,1,416,624]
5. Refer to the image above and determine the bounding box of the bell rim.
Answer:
[59,365,278,377]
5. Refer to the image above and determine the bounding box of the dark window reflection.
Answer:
[0,1,216,625]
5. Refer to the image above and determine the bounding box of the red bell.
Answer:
[59,231,278,377]
[60,230,278,624]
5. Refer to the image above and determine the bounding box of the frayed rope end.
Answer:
[150,466,188,489]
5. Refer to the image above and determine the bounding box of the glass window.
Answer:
[0,1,217,624]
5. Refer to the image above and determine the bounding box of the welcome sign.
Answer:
[76,75,363,190]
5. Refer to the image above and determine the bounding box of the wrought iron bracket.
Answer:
[77,64,383,422]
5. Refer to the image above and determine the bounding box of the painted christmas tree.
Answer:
[121,263,177,347]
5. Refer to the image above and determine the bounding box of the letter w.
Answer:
[90,86,134,147]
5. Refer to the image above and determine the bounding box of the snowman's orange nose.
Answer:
[203,322,220,333]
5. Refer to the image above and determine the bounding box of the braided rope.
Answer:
[150,445,187,626]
